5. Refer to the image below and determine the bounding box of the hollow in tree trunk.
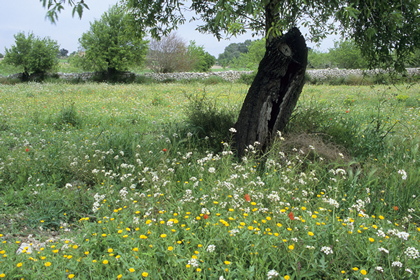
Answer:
[234,27,308,157]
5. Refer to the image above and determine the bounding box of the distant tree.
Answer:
[217,40,252,68]
[187,41,216,72]
[147,33,194,73]
[59,48,69,57]
[307,49,332,69]
[72,5,148,74]
[0,53,4,59]
[4,32,59,78]
[328,40,368,69]
[232,39,265,69]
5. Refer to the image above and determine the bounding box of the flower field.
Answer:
[0,82,419,279]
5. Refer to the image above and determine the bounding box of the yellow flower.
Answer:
[0,274,5,278]
[288,244,295,250]
[360,269,367,275]
[352,267,359,271]
[308,231,314,236]
[68,274,75,279]
[129,268,135,273]
[107,248,113,253]
[16,263,23,268]
[369,237,375,243]
[224,261,231,265]
[102,260,109,264]
[117,275,123,279]
[284,276,290,280]
[160,234,167,238]
[132,247,139,252]
[379,215,385,220]
[168,246,174,251]
[196,268,202,272]
[141,272,149,277]
[44,262,52,267]
[139,235,148,239]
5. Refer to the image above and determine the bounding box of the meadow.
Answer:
[0,81,419,279]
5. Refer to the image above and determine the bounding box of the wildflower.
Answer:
[68,274,75,279]
[16,263,23,267]
[267,270,280,279]
[141,272,149,277]
[360,270,367,275]
[369,237,375,243]
[162,148,167,152]
[375,266,384,272]
[224,261,231,265]
[288,212,295,220]
[229,128,237,133]
[405,268,413,274]
[378,247,389,254]
[320,246,333,255]
[102,260,109,264]
[188,258,199,267]
[208,167,216,173]
[206,245,216,252]
[392,261,403,267]
[398,169,407,180]
[45,262,52,267]
[244,194,251,202]
[129,268,135,273]
[404,247,419,259]
[308,231,314,236]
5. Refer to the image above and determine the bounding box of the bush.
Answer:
[237,71,256,85]
[184,92,238,150]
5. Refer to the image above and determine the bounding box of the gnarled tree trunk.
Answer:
[234,27,308,157]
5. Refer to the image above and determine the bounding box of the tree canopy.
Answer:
[42,0,419,71]
[73,5,148,73]
[4,32,59,77]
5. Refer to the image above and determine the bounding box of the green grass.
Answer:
[0,82,419,279]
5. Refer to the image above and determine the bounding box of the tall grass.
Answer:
[0,82,418,279]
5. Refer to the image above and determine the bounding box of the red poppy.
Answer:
[25,148,30,152]
[288,212,295,220]
[345,110,350,113]
[393,206,399,211]
[244,194,251,202]
[162,148,167,152]
[203,214,209,219]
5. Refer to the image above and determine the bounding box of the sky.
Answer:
[0,0,338,57]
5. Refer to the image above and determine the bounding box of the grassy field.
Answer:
[0,81,419,279]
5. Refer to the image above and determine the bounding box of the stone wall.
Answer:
[2,68,419,82]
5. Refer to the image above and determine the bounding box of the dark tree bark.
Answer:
[234,27,308,157]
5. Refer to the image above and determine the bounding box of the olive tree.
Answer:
[4,32,59,79]
[73,5,148,75]
[42,0,420,156]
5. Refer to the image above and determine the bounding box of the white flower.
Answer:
[378,247,389,254]
[404,247,419,259]
[219,277,226,280]
[267,269,279,279]
[206,245,216,252]
[375,266,384,272]
[208,167,216,173]
[405,268,413,274]
[187,258,199,267]
[398,169,407,180]
[229,127,237,133]
[320,246,333,255]
[392,261,403,267]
